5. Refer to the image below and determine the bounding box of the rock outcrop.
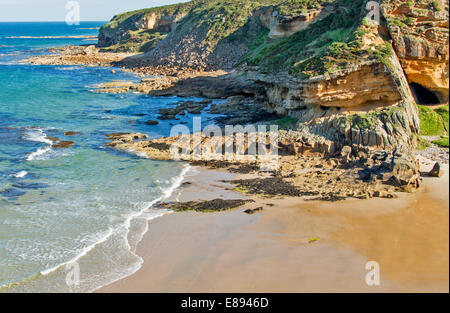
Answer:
[247,53,421,150]
[106,132,423,200]
[95,0,449,152]
[260,3,336,38]
[98,2,194,52]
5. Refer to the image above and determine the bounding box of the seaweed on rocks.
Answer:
[229,177,315,197]
[156,198,254,213]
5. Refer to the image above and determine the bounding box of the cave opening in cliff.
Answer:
[409,82,440,105]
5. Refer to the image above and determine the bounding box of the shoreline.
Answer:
[99,158,449,293]
[20,43,450,292]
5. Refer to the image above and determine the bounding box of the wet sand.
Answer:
[99,159,449,293]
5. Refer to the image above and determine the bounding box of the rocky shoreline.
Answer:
[25,43,447,213]
[105,131,440,204]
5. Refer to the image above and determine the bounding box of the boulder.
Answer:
[244,207,263,215]
[389,154,421,190]
[340,146,352,158]
[145,120,159,126]
[428,162,443,178]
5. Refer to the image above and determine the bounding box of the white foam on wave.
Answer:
[23,128,53,145]
[12,171,28,178]
[122,164,193,252]
[124,148,149,159]
[87,164,193,292]
[39,228,114,276]
[22,128,59,161]
[26,147,53,161]
[38,163,193,293]
[55,66,79,71]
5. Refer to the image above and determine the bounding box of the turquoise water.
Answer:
[0,22,213,292]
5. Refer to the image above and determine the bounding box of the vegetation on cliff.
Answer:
[241,0,373,78]
[418,104,449,147]
[99,0,352,69]
[99,0,402,78]
[96,0,449,151]
[98,1,195,52]
[103,3,194,29]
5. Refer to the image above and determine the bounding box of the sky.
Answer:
[0,0,189,22]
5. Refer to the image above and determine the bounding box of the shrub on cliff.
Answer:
[418,105,449,136]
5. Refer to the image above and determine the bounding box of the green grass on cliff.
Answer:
[101,0,397,78]
[99,1,196,51]
[418,105,449,136]
[433,136,449,148]
[165,0,331,47]
[103,2,195,30]
[241,0,376,78]
[100,29,168,53]
[277,0,335,15]
[100,0,342,55]
[272,116,298,129]
[435,105,449,132]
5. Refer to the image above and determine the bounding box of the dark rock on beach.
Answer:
[428,162,443,178]
[230,177,313,197]
[156,199,254,213]
[244,207,263,215]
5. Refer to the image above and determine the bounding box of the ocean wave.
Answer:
[26,146,53,161]
[4,35,97,39]
[22,128,62,161]
[39,228,115,276]
[22,128,53,145]
[34,164,193,293]
[12,171,28,178]
[91,164,193,292]
[54,66,80,71]
[123,148,149,159]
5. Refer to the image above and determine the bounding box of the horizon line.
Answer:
[0,20,108,23]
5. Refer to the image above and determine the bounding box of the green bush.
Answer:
[433,136,449,148]
[432,1,442,11]
[435,105,449,132]
[418,105,447,136]
[405,17,415,26]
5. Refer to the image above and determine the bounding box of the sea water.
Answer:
[0,22,216,292]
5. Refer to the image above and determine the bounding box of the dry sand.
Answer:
[99,159,449,293]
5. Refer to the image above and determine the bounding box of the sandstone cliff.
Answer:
[98,2,194,52]
[382,0,449,104]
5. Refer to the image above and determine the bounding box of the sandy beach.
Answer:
[1,0,449,297]
[99,158,449,293]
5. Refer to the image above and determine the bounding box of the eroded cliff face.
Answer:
[97,0,448,151]
[253,62,402,112]
[248,55,420,150]
[382,0,449,104]
[129,1,339,70]
[242,1,422,151]
[98,3,194,52]
[98,12,187,47]
[259,3,335,38]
